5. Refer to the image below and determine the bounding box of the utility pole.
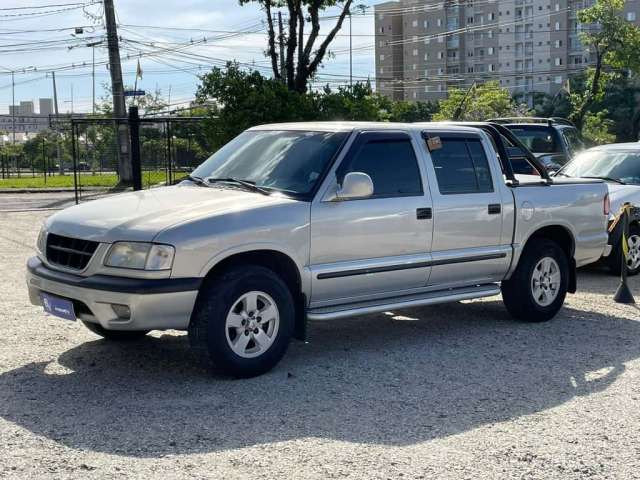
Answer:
[278,12,285,81]
[349,8,353,91]
[51,71,63,175]
[11,71,15,145]
[92,45,95,114]
[104,0,132,183]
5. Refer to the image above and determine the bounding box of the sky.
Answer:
[0,0,379,114]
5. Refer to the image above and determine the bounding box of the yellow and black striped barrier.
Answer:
[609,203,636,304]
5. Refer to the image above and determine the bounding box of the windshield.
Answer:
[507,126,559,154]
[191,130,348,197]
[560,149,640,185]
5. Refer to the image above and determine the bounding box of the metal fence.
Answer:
[0,110,209,211]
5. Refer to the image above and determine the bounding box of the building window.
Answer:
[555,40,562,48]
[555,57,562,66]
[438,35,443,43]
[555,22,560,30]
[413,49,418,56]
[437,18,442,27]
[438,51,444,59]
[628,12,637,22]
[412,20,418,27]
[380,54,385,61]
[488,12,494,20]
[488,47,494,55]
[555,76,563,84]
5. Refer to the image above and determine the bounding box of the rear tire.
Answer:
[81,320,149,340]
[501,238,569,322]
[607,223,640,277]
[188,265,294,378]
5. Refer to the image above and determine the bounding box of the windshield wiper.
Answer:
[582,176,626,185]
[186,174,208,186]
[206,177,271,195]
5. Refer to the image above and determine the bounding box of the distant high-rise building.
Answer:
[8,105,18,116]
[19,101,34,115]
[374,0,640,103]
[39,98,53,116]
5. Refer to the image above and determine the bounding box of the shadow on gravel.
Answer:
[0,300,638,457]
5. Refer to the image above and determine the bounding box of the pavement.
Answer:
[1,210,640,479]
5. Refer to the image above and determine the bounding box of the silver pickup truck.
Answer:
[26,122,610,377]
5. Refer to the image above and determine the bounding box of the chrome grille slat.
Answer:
[46,233,99,271]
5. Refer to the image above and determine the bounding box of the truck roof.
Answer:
[249,121,487,135]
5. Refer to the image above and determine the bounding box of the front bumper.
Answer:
[26,257,201,331]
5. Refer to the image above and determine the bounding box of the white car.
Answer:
[557,143,640,275]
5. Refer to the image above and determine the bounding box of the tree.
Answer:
[433,82,528,121]
[570,0,640,129]
[582,110,616,145]
[196,62,317,149]
[240,0,354,92]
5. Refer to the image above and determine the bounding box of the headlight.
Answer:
[36,226,47,254]
[104,242,175,270]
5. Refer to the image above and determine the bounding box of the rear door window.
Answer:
[428,137,494,194]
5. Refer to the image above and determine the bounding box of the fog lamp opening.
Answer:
[111,304,131,320]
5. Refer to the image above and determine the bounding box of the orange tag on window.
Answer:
[426,136,442,151]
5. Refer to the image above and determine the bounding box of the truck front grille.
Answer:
[46,233,99,271]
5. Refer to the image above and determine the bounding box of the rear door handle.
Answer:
[416,207,432,220]
[488,204,501,215]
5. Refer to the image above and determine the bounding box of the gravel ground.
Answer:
[0,192,112,212]
[1,210,640,479]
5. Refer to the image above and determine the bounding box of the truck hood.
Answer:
[45,184,299,243]
[607,183,640,215]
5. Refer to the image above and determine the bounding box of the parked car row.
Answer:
[27,120,611,377]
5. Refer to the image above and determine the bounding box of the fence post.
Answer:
[71,123,79,204]
[166,121,172,186]
[129,106,142,191]
[42,137,46,182]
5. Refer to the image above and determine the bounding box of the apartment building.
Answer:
[375,0,640,103]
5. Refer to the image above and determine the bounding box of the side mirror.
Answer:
[335,172,374,200]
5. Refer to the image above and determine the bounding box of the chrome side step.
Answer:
[306,283,501,321]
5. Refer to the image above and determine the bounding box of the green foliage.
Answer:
[570,0,640,129]
[196,62,438,149]
[433,82,528,121]
[583,111,616,145]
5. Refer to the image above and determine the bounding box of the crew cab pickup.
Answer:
[26,122,610,377]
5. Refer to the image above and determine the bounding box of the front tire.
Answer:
[81,320,149,340]
[188,265,294,378]
[501,239,569,322]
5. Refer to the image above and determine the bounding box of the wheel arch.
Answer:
[198,248,307,341]
[521,224,576,293]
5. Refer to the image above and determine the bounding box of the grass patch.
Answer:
[0,171,184,189]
